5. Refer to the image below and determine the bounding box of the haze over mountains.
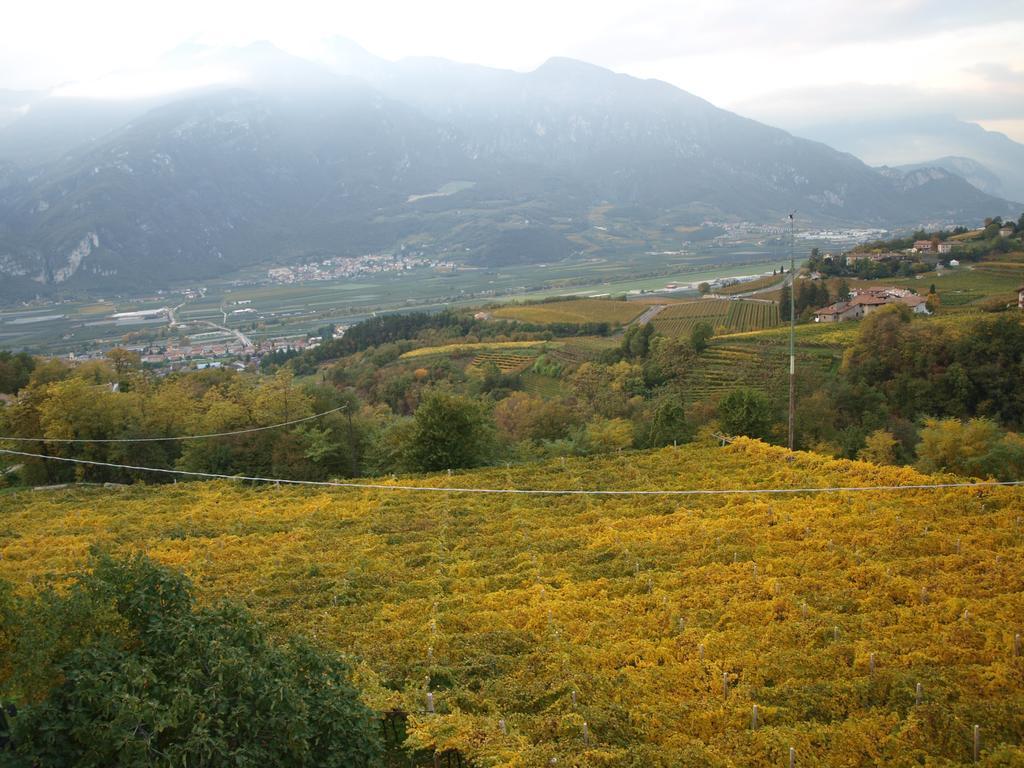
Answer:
[0,40,1019,299]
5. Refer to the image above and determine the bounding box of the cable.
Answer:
[2,448,1022,497]
[0,406,348,444]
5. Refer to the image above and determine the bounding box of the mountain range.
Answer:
[0,40,1018,299]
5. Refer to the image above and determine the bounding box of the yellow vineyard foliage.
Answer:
[492,300,644,326]
[1,438,1022,766]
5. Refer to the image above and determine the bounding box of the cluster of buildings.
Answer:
[814,287,930,323]
[267,253,455,284]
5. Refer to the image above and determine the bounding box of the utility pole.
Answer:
[788,212,796,451]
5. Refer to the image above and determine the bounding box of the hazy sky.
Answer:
[3,0,1023,139]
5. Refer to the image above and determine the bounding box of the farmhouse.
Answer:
[814,287,930,323]
[937,242,953,254]
[999,226,1014,238]
[812,302,853,323]
[913,240,934,252]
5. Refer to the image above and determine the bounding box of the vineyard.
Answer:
[678,341,839,400]
[1,439,1021,766]
[652,299,780,337]
[467,352,537,374]
[492,299,645,326]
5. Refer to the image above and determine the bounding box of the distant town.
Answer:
[266,252,456,284]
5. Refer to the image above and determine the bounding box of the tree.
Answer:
[620,323,655,360]
[718,388,774,440]
[836,279,850,302]
[779,285,792,321]
[580,417,634,454]
[858,429,898,465]
[0,552,383,767]
[407,391,495,471]
[915,417,1011,478]
[0,351,35,395]
[106,348,140,382]
[697,282,710,295]
[690,321,713,353]
[636,395,694,448]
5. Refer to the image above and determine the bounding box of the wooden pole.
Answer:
[973,724,980,763]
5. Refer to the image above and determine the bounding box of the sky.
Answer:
[2,0,1023,140]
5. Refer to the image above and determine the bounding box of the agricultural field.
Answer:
[652,299,779,337]
[1,439,1021,766]
[491,299,646,326]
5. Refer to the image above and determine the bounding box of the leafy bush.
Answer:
[0,553,383,768]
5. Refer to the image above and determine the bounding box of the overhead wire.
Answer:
[0,405,348,443]
[1,448,1021,497]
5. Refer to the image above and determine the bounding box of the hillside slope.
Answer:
[1,438,1022,765]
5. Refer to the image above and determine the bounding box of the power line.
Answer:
[0,405,348,444]
[2,448,1022,497]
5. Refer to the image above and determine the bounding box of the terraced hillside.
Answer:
[680,340,840,400]
[1,439,1021,766]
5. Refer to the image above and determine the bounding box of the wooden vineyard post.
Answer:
[789,746,796,768]
[582,721,590,747]
[751,704,759,730]
[427,691,435,714]
[973,725,980,763]
[499,718,507,735]
[869,653,876,676]
[915,682,922,706]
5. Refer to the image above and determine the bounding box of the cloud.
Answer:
[734,80,1024,128]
